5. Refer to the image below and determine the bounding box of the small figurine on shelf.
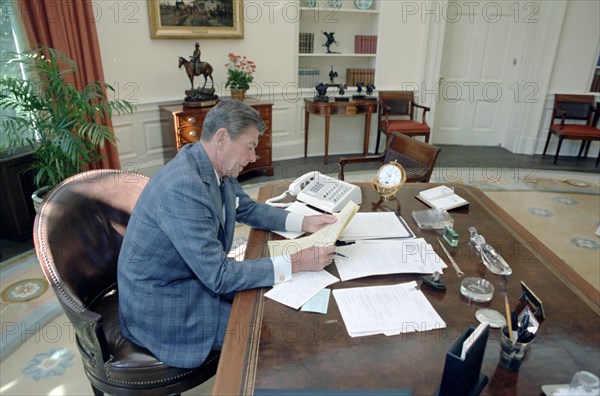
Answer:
[365,83,377,100]
[329,66,338,83]
[353,82,366,100]
[314,82,329,102]
[335,83,349,102]
[322,31,340,54]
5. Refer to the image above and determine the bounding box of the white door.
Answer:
[433,1,527,145]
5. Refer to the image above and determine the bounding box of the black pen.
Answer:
[333,252,348,258]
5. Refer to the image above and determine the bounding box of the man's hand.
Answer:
[290,245,336,272]
[302,214,337,233]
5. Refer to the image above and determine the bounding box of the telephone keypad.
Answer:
[296,174,361,213]
[308,182,351,203]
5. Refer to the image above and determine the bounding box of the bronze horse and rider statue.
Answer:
[178,43,218,104]
[178,56,214,91]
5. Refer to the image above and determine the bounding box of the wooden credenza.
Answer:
[159,102,274,176]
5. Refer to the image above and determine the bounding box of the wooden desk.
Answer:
[304,98,378,165]
[213,183,600,395]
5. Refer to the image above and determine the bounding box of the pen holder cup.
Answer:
[499,325,533,371]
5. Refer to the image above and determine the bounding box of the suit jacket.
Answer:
[118,143,288,368]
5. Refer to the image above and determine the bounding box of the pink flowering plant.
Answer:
[224,53,256,90]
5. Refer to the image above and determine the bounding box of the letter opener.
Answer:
[436,237,465,277]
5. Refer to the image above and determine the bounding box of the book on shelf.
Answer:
[354,35,377,54]
[346,68,375,86]
[298,67,320,89]
[299,32,314,54]
[416,185,469,210]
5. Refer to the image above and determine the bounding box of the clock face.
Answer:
[378,164,402,186]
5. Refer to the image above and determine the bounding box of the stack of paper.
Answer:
[334,238,447,281]
[339,212,414,240]
[332,281,446,337]
[264,271,339,309]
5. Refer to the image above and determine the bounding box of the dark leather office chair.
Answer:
[33,170,219,396]
[542,94,600,166]
[376,90,431,153]
[338,132,441,182]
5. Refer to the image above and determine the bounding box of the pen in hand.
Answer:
[332,252,348,258]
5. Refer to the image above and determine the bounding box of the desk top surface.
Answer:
[213,183,600,396]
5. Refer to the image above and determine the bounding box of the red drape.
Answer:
[18,0,121,171]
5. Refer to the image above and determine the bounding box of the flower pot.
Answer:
[230,89,246,101]
[32,185,52,214]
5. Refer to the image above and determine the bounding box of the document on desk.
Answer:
[264,270,339,310]
[334,238,447,281]
[267,201,359,257]
[339,212,414,240]
[333,281,446,337]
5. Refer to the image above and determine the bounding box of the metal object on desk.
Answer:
[437,237,464,277]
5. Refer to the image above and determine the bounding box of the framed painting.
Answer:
[148,0,243,39]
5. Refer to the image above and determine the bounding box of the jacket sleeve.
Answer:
[233,180,288,231]
[154,174,276,294]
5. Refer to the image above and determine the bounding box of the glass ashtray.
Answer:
[460,277,494,302]
[411,208,454,230]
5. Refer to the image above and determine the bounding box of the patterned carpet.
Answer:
[0,168,598,395]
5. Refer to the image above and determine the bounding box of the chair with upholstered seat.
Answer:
[338,132,441,182]
[33,170,219,396]
[375,90,431,153]
[542,94,600,166]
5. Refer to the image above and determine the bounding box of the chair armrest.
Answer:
[412,102,430,125]
[379,104,391,126]
[554,107,568,128]
[337,154,384,180]
[413,103,430,112]
[379,104,391,116]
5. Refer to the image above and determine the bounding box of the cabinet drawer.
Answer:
[177,113,206,128]
[178,126,202,146]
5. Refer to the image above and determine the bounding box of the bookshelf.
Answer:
[297,0,379,91]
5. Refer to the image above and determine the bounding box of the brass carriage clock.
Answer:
[373,160,406,201]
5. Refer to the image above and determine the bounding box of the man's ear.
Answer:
[214,128,229,150]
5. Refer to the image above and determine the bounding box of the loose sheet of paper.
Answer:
[332,281,446,337]
[267,201,359,257]
[265,270,339,309]
[300,288,331,314]
[339,212,414,240]
[334,238,447,281]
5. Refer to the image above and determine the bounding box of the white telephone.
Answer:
[266,171,362,213]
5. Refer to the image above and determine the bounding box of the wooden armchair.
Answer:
[542,94,600,166]
[338,132,441,182]
[376,90,431,153]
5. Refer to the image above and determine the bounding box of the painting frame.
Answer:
[148,0,243,39]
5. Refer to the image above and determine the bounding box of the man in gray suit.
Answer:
[118,100,337,369]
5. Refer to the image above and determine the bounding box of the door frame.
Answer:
[422,0,568,154]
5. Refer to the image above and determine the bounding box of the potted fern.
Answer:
[0,47,135,210]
